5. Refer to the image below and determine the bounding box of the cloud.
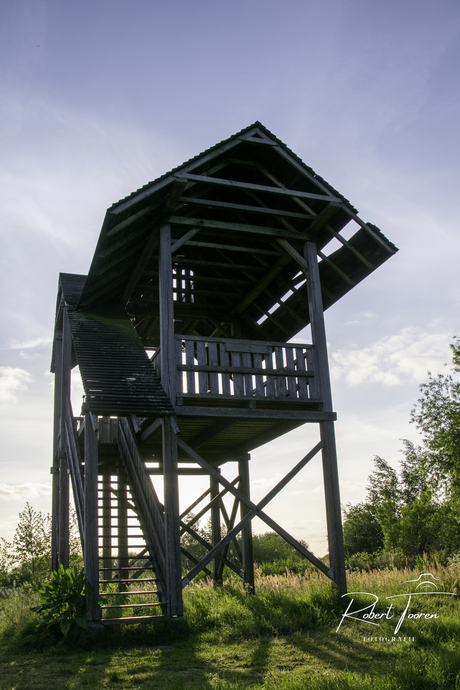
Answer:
[330,328,452,387]
[0,367,33,404]
[7,337,52,350]
[0,482,51,501]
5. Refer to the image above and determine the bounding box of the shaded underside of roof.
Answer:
[72,121,397,347]
[60,274,173,417]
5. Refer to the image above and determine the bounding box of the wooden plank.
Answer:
[231,252,292,317]
[169,215,311,241]
[173,173,341,204]
[185,339,196,394]
[207,342,219,395]
[263,351,275,398]
[176,337,184,400]
[184,240,282,256]
[220,343,231,396]
[276,238,309,273]
[242,352,253,398]
[176,335,313,349]
[196,340,208,395]
[306,348,318,400]
[304,242,332,410]
[178,196,315,220]
[174,406,337,421]
[285,347,297,399]
[178,363,312,377]
[295,348,309,400]
[171,227,200,253]
[274,347,286,398]
[230,351,244,397]
[159,224,175,401]
[253,353,264,397]
[317,250,355,286]
[122,228,159,304]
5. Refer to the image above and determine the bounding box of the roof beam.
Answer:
[177,196,315,221]
[169,216,311,241]
[173,173,341,204]
[231,252,292,317]
[121,180,188,305]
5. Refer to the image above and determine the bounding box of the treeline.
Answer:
[343,338,460,570]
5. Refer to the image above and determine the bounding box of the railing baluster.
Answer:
[285,347,297,399]
[296,347,309,399]
[185,339,195,394]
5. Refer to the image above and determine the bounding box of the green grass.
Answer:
[1,565,460,689]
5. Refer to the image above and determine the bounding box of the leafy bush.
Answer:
[31,564,102,637]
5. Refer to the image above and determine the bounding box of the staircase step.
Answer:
[101,615,170,625]
[101,602,162,610]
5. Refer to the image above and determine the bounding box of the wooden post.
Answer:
[210,472,222,586]
[162,418,183,616]
[101,475,112,581]
[238,454,254,593]
[84,412,101,622]
[58,312,72,568]
[159,223,175,402]
[117,473,129,591]
[159,222,183,615]
[51,330,62,571]
[304,241,346,594]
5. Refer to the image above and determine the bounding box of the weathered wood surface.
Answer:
[174,336,317,403]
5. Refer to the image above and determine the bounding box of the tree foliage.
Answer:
[411,337,460,495]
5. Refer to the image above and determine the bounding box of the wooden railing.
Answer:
[174,335,318,403]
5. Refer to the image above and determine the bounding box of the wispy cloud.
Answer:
[0,483,51,501]
[0,367,33,404]
[7,337,52,350]
[330,328,452,387]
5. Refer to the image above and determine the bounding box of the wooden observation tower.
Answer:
[51,122,398,625]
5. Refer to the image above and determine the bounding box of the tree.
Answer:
[252,531,309,564]
[411,337,460,496]
[342,502,383,556]
[13,502,51,576]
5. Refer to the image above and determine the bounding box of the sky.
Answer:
[1,0,460,557]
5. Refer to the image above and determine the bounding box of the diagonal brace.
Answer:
[177,438,328,584]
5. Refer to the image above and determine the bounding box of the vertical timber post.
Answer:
[117,472,129,591]
[304,241,346,595]
[58,312,72,568]
[84,411,101,622]
[238,454,255,593]
[159,222,183,617]
[51,327,62,571]
[210,471,222,586]
[101,475,112,581]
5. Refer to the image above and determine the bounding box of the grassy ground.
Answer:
[1,566,460,689]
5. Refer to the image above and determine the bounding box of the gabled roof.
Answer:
[72,122,397,346]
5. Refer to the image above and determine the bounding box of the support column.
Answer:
[57,311,72,569]
[238,454,254,593]
[163,418,183,616]
[84,412,101,622]
[51,330,62,571]
[101,475,112,581]
[304,241,346,594]
[210,472,222,586]
[117,473,129,591]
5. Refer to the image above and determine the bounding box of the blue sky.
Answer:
[1,0,459,554]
